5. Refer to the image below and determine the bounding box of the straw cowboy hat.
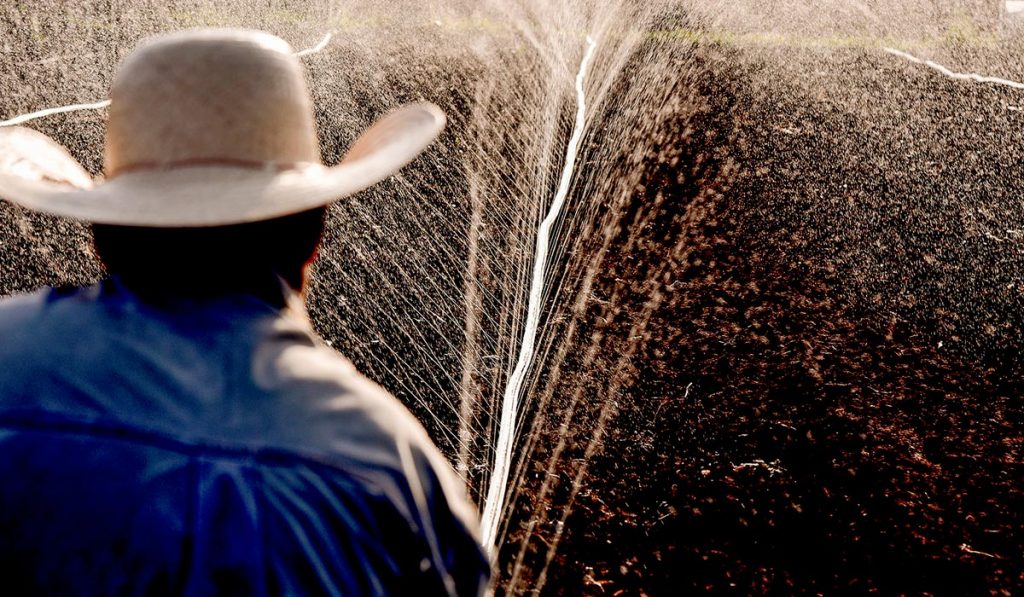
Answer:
[0,28,445,227]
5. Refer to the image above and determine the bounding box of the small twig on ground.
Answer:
[960,543,999,559]
[732,459,785,476]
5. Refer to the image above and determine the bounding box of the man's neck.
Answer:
[107,269,298,310]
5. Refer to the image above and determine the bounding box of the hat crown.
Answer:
[104,29,321,176]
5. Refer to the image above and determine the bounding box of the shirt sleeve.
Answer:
[391,430,491,597]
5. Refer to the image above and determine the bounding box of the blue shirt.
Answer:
[0,279,489,595]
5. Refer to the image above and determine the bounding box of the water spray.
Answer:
[294,31,334,58]
[0,31,335,129]
[883,47,1024,90]
[479,34,599,554]
[0,100,113,129]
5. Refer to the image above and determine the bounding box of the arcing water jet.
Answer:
[479,33,599,553]
[0,31,335,129]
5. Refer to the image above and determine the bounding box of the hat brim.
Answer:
[0,102,445,227]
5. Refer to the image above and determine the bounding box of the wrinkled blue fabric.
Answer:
[0,279,490,596]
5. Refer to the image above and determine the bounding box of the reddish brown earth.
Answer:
[500,43,1024,595]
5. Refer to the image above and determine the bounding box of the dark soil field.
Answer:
[501,41,1024,595]
[2,4,1023,594]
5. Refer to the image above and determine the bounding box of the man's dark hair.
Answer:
[92,207,327,307]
